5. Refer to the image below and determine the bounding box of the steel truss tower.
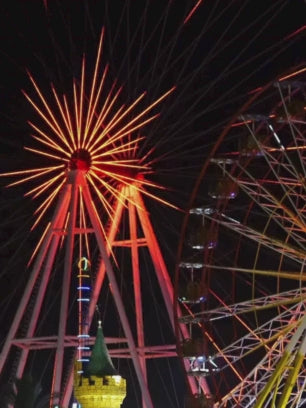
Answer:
[0,166,199,407]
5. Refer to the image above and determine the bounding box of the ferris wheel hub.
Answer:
[69,148,92,171]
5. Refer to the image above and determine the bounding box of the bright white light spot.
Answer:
[268,124,285,150]
[112,375,122,385]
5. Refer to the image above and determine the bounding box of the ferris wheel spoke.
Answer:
[205,212,305,265]
[179,287,306,324]
[209,303,304,370]
[211,157,306,252]
[276,81,306,175]
[251,143,306,230]
[216,314,306,408]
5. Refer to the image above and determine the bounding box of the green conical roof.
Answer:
[85,321,117,377]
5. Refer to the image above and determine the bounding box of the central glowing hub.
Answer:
[70,149,91,171]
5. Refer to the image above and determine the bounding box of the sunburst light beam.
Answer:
[1,29,176,230]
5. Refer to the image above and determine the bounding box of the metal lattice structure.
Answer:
[175,66,306,407]
[0,30,199,407]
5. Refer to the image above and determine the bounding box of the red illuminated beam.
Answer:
[184,0,203,25]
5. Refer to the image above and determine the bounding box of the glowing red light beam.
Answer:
[184,0,203,25]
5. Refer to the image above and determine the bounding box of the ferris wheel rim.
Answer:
[174,63,306,406]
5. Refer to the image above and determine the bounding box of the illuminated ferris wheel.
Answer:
[0,30,201,407]
[175,66,306,407]
[0,2,305,407]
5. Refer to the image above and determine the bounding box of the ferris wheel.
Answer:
[175,65,306,407]
[0,2,305,408]
[0,28,203,407]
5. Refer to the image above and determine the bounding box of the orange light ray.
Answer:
[92,161,148,172]
[90,135,143,158]
[24,75,72,150]
[279,66,306,82]
[24,146,69,163]
[87,173,115,221]
[33,178,65,216]
[31,135,70,158]
[131,132,138,160]
[6,165,63,188]
[0,166,61,177]
[91,165,164,190]
[103,86,175,144]
[78,56,86,148]
[25,172,64,199]
[121,132,131,160]
[24,90,72,152]
[92,158,141,165]
[27,222,51,267]
[90,114,159,158]
[92,145,139,162]
[79,190,90,259]
[89,170,128,209]
[87,103,125,153]
[231,114,276,128]
[83,64,110,148]
[83,28,106,147]
[62,94,77,151]
[100,170,177,210]
[73,80,81,149]
[89,91,147,153]
[32,179,65,230]
[28,121,65,153]
[91,183,117,223]
[89,189,117,260]
[92,86,174,154]
[60,212,70,250]
[141,146,159,166]
[51,86,76,150]
[129,182,177,210]
[85,85,124,151]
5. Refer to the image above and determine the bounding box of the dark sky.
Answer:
[0,1,305,407]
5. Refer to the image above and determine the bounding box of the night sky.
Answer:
[0,1,305,407]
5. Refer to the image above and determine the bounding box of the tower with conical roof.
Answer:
[74,320,126,408]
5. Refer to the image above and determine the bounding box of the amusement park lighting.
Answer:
[0,28,176,236]
[268,123,285,150]
[189,206,216,215]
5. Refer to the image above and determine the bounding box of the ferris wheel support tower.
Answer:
[0,165,202,407]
